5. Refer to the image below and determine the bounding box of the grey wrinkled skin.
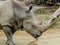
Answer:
[0,0,42,45]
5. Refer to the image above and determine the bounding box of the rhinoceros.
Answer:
[0,0,43,45]
[0,0,60,45]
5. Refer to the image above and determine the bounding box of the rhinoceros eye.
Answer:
[32,25,34,27]
[32,24,37,29]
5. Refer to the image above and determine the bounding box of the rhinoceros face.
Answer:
[24,21,42,38]
[23,5,42,38]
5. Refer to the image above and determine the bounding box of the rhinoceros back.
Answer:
[0,0,13,26]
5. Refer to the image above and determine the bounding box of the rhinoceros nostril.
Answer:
[33,34,40,38]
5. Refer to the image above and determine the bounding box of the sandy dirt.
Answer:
[0,29,60,45]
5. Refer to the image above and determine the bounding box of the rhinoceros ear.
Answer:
[29,4,33,11]
[27,4,33,12]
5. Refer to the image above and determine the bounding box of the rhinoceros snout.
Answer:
[32,31,42,38]
[33,34,40,38]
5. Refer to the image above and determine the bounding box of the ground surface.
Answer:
[0,29,60,45]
